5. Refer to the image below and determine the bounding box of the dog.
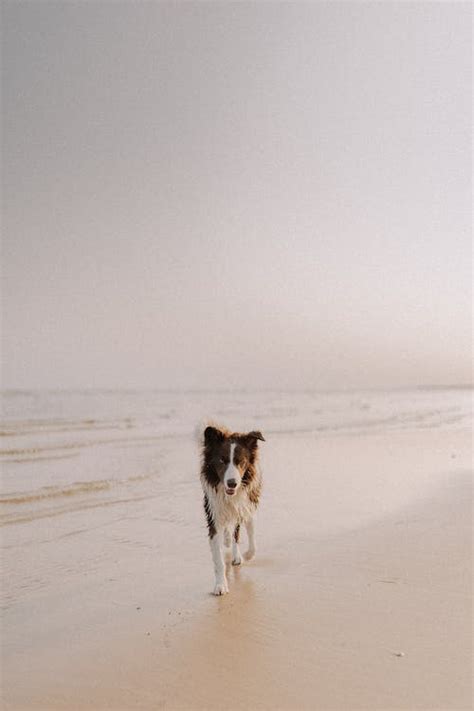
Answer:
[200,425,265,595]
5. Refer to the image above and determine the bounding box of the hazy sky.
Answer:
[2,1,472,390]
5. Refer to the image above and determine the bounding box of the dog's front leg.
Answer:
[210,530,228,595]
[243,517,256,561]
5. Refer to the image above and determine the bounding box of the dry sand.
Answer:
[1,426,472,710]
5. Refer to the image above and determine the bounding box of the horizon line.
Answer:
[1,383,473,395]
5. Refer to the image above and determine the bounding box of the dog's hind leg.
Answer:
[223,528,231,548]
[243,517,256,561]
[232,523,242,566]
[210,530,228,595]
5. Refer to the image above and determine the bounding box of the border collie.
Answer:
[200,425,265,595]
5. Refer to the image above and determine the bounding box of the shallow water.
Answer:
[1,388,472,614]
[1,389,472,710]
[1,388,471,522]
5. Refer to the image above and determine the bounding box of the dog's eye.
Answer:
[220,457,228,465]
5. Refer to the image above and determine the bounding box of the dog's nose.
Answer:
[227,479,237,489]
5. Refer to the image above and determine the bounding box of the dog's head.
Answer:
[203,426,265,496]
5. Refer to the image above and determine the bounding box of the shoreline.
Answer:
[2,427,472,710]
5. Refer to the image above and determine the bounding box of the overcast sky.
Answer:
[2,1,472,390]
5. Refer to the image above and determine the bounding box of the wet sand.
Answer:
[1,426,472,710]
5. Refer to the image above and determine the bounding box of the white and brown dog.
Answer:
[200,425,265,595]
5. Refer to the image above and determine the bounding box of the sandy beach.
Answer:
[3,1,472,707]
[1,389,472,710]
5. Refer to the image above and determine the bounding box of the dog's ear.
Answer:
[243,430,265,448]
[204,426,224,445]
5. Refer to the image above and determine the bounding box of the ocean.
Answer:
[1,387,472,525]
[1,387,472,612]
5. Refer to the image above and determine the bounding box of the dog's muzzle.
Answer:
[225,479,238,496]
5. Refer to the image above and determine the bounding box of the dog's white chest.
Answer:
[205,485,256,528]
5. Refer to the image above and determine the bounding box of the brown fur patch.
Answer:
[248,484,261,506]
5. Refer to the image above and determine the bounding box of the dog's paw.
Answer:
[232,555,242,566]
[213,581,229,596]
[243,549,256,562]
